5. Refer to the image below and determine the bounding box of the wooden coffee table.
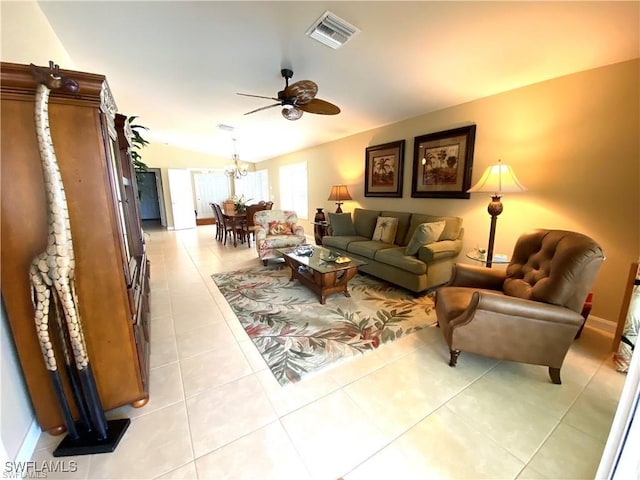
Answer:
[278,246,366,304]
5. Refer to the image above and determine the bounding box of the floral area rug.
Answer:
[211,265,437,386]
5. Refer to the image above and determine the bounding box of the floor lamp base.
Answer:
[53,418,130,457]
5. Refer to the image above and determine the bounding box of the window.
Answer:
[279,162,308,219]
[234,169,269,203]
[192,170,230,218]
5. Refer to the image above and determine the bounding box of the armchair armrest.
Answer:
[472,291,584,326]
[450,290,585,330]
[255,225,267,241]
[293,224,305,237]
[448,263,505,290]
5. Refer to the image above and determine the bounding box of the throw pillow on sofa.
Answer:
[268,221,293,235]
[328,212,356,236]
[372,216,399,243]
[404,221,446,255]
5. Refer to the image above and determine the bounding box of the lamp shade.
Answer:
[327,184,352,201]
[467,161,527,195]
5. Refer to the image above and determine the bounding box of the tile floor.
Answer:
[32,225,627,479]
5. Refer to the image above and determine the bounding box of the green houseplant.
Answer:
[128,116,149,182]
[233,194,252,214]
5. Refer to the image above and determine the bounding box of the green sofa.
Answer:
[322,208,464,293]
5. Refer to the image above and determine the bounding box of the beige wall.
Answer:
[258,60,640,322]
[0,1,75,67]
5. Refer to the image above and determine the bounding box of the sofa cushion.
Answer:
[353,208,381,238]
[328,212,356,236]
[405,214,462,243]
[374,247,428,275]
[404,221,446,256]
[371,216,398,243]
[348,240,394,259]
[323,235,367,250]
[381,211,412,245]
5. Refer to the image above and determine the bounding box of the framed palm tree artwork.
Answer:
[411,125,476,199]
[364,140,406,197]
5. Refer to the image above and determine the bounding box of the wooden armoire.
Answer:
[0,62,150,434]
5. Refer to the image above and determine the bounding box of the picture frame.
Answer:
[364,140,405,197]
[411,125,476,199]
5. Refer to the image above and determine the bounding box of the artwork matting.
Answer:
[411,125,476,199]
[364,140,405,198]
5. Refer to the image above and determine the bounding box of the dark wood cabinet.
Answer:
[0,62,150,433]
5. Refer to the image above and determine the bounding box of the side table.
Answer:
[466,251,510,267]
[312,221,330,245]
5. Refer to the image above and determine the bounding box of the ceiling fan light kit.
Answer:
[237,68,341,121]
[282,106,303,121]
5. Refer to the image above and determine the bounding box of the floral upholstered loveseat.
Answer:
[254,210,306,265]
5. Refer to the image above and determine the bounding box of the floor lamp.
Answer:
[328,184,352,213]
[467,160,527,267]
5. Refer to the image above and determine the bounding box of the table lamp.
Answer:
[467,160,526,267]
[328,184,352,213]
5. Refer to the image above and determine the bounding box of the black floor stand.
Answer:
[53,418,130,457]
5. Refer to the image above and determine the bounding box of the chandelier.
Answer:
[225,138,248,179]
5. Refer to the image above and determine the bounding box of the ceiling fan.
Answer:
[237,69,340,121]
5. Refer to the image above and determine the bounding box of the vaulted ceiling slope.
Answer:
[36,1,640,162]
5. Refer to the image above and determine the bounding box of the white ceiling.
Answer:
[37,1,639,163]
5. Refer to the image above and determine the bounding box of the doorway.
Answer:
[138,169,166,228]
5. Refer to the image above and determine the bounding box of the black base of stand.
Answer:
[53,418,130,457]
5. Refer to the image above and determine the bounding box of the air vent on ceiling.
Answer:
[306,11,360,49]
[216,123,235,132]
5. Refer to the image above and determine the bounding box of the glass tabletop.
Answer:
[466,250,510,264]
[278,245,366,274]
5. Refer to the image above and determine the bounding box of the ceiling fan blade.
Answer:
[298,98,341,115]
[237,93,280,101]
[284,80,318,105]
[243,103,280,115]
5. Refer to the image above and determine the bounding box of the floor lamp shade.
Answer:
[328,184,352,213]
[468,160,526,267]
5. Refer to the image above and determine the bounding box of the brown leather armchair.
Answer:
[435,229,605,384]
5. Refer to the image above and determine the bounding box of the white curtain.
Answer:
[234,170,269,203]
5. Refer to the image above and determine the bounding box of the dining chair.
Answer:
[243,203,269,246]
[210,202,222,241]
[213,203,234,245]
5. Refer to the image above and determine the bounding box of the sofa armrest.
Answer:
[447,263,506,290]
[417,239,462,263]
[293,224,305,237]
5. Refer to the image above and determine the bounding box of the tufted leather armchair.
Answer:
[254,210,306,265]
[435,229,605,384]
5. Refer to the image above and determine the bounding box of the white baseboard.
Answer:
[587,315,616,334]
[14,419,40,462]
